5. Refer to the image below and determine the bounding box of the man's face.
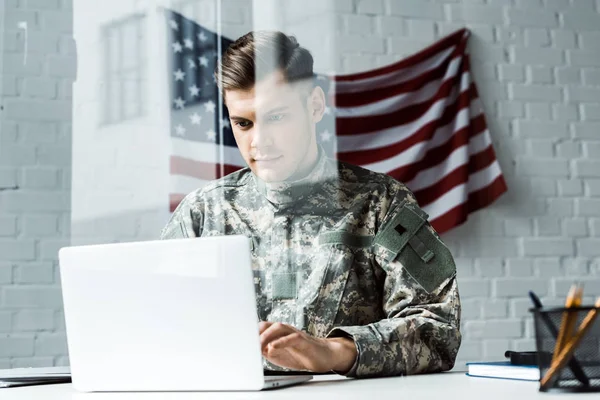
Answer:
[225,70,321,183]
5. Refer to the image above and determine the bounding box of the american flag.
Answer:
[166,11,507,234]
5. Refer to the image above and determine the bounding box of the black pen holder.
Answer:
[532,307,600,393]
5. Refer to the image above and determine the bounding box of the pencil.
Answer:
[541,297,600,389]
[552,284,579,357]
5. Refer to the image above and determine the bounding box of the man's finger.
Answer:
[258,321,272,334]
[270,332,303,349]
[260,322,294,351]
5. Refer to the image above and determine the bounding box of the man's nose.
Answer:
[250,124,274,148]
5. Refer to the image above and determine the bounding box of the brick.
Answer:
[555,67,581,85]
[22,215,60,236]
[15,263,54,284]
[554,279,600,297]
[376,16,405,36]
[465,320,522,339]
[574,123,600,140]
[578,240,600,256]
[468,40,507,63]
[580,32,600,51]
[11,357,54,368]
[356,0,383,14]
[586,182,600,197]
[527,66,553,84]
[475,258,504,278]
[515,158,569,177]
[551,30,577,49]
[497,101,524,118]
[343,55,376,74]
[535,217,561,236]
[36,145,71,166]
[34,333,68,356]
[510,298,534,318]
[575,160,600,177]
[342,15,373,35]
[582,104,600,121]
[506,9,558,28]
[523,238,573,256]
[0,240,36,261]
[582,69,600,86]
[0,312,11,332]
[465,23,495,42]
[564,219,588,237]
[462,238,519,257]
[494,278,549,297]
[22,77,57,99]
[389,0,444,19]
[40,239,69,260]
[563,258,590,276]
[558,179,583,196]
[0,145,36,166]
[457,279,490,298]
[482,300,509,319]
[586,142,600,158]
[483,339,510,359]
[495,26,524,45]
[460,299,481,319]
[0,121,18,144]
[22,167,59,189]
[55,311,65,331]
[3,286,63,308]
[0,216,17,237]
[566,86,600,103]
[0,168,18,188]
[0,360,9,369]
[527,139,553,157]
[534,258,561,278]
[556,141,581,159]
[562,10,600,30]
[553,104,579,121]
[513,339,537,352]
[388,38,433,57]
[506,259,533,277]
[446,4,503,23]
[569,50,600,67]
[13,310,54,331]
[40,11,73,33]
[455,341,482,365]
[338,35,385,54]
[525,103,551,120]
[1,76,17,96]
[437,22,464,37]
[56,356,70,367]
[24,0,59,8]
[529,179,556,197]
[407,19,436,41]
[3,10,39,30]
[0,263,12,283]
[509,84,562,101]
[2,192,70,212]
[3,99,71,121]
[2,54,43,75]
[511,47,564,66]
[0,335,35,357]
[514,120,568,138]
[498,64,525,82]
[20,122,58,144]
[47,55,77,79]
[455,258,474,278]
[547,198,573,217]
[504,218,532,236]
[524,28,550,47]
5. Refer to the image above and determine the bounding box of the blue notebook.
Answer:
[466,361,539,381]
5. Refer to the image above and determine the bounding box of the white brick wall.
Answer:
[2,0,600,370]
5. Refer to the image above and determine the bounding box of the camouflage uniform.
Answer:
[161,149,461,378]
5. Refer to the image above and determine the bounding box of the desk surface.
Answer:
[2,372,598,399]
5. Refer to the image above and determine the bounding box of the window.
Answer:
[101,14,145,125]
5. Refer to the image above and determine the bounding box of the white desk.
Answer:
[2,372,598,399]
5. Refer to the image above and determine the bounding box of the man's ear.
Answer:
[308,85,326,124]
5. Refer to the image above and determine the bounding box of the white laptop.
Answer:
[58,235,313,391]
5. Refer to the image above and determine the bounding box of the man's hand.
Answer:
[259,321,357,373]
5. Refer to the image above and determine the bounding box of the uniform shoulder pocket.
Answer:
[374,201,456,293]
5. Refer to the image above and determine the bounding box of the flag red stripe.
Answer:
[334,29,468,82]
[337,85,481,167]
[170,193,186,212]
[413,144,498,207]
[430,175,507,234]
[336,65,469,135]
[171,156,242,180]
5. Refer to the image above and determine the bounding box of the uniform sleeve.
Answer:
[160,193,203,239]
[327,190,461,378]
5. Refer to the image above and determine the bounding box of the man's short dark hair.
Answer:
[215,31,314,96]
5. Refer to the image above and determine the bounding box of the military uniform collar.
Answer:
[252,147,336,207]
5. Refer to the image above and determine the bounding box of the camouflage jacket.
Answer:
[160,150,461,378]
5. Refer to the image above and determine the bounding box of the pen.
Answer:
[541,297,600,389]
[528,291,589,385]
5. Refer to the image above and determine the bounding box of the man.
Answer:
[161,31,461,378]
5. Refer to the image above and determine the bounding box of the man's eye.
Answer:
[235,120,252,128]
[267,113,285,122]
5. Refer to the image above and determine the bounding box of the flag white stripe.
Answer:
[171,137,246,166]
[171,175,211,195]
